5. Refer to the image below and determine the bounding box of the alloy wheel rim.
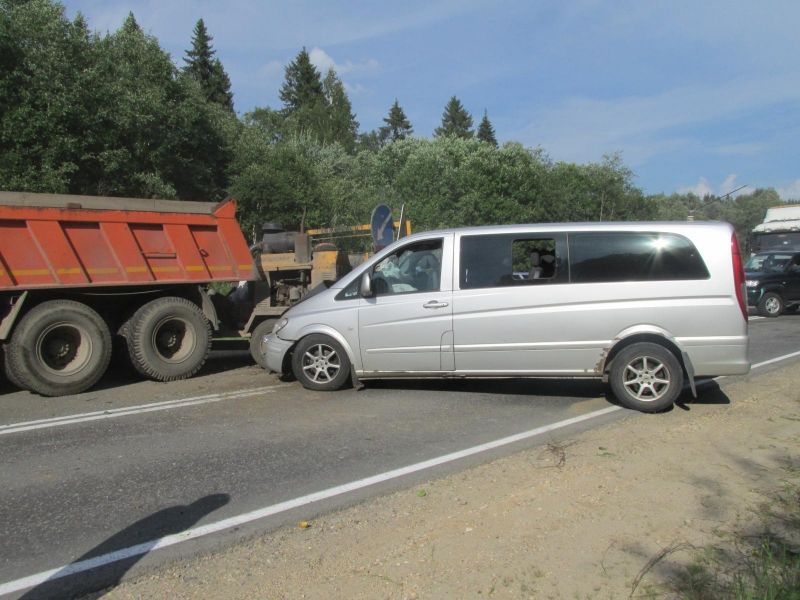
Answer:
[765,297,781,314]
[302,344,341,383]
[622,355,671,402]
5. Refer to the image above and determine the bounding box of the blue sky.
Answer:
[61,0,800,199]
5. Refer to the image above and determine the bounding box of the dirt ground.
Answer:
[99,367,800,600]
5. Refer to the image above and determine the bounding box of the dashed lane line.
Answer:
[0,385,288,436]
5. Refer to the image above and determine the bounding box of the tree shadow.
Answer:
[19,493,230,600]
[622,450,800,598]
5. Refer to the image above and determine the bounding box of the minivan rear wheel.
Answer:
[292,334,351,391]
[609,343,683,413]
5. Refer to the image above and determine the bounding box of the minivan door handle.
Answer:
[423,300,449,309]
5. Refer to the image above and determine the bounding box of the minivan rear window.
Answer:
[569,232,709,283]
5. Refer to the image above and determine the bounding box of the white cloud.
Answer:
[258,60,283,80]
[679,174,752,198]
[778,180,800,201]
[309,47,379,76]
[720,174,740,196]
[679,177,714,198]
[344,82,370,96]
[712,142,766,156]
[519,72,800,165]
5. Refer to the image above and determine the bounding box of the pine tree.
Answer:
[379,99,413,143]
[182,19,233,111]
[476,110,498,147]
[322,68,358,152]
[434,96,473,139]
[279,47,324,112]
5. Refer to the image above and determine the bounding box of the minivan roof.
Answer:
[399,220,732,240]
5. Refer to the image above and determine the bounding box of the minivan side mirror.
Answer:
[360,272,374,297]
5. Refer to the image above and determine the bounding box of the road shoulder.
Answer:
[101,367,800,599]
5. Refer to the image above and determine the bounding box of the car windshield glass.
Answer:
[746,253,794,273]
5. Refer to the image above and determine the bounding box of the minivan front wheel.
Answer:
[609,343,683,412]
[292,334,351,391]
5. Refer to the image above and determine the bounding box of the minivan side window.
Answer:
[460,234,566,289]
[569,232,710,283]
[371,238,443,296]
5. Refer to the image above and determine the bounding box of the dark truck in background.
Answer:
[750,205,800,253]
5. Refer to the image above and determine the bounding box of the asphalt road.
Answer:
[1,313,799,599]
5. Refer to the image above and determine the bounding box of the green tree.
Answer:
[379,99,413,143]
[0,0,100,192]
[91,13,235,199]
[279,48,330,141]
[279,47,324,112]
[182,18,234,111]
[322,68,358,152]
[434,96,473,139]
[356,130,383,152]
[476,110,498,147]
[243,106,286,144]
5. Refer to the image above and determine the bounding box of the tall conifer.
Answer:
[379,99,413,143]
[183,19,233,111]
[279,47,324,112]
[323,68,358,152]
[476,110,498,147]
[434,96,473,139]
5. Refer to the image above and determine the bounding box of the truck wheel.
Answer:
[292,334,351,391]
[249,319,276,368]
[5,300,112,396]
[757,292,783,317]
[126,297,211,381]
[609,342,683,413]
[3,345,28,390]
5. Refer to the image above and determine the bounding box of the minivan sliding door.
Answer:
[453,232,589,374]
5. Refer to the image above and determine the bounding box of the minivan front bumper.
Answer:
[264,333,294,374]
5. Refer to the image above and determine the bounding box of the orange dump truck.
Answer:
[0,191,256,396]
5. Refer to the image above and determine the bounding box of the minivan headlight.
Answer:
[273,317,289,333]
[745,280,759,288]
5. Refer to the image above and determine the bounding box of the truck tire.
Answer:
[3,345,28,390]
[5,300,112,396]
[609,342,683,413]
[757,292,783,317]
[249,319,276,369]
[292,334,351,391]
[125,297,211,381]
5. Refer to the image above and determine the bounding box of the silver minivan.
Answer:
[265,222,750,412]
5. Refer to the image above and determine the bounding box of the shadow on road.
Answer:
[0,350,254,397]
[673,379,731,411]
[19,493,230,600]
[363,377,607,399]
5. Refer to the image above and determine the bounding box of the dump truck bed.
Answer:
[0,192,254,291]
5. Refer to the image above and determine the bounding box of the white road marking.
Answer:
[0,385,287,436]
[0,405,623,597]
[751,349,800,369]
[2,348,800,597]
[748,316,764,321]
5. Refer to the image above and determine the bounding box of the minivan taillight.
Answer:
[731,232,748,321]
